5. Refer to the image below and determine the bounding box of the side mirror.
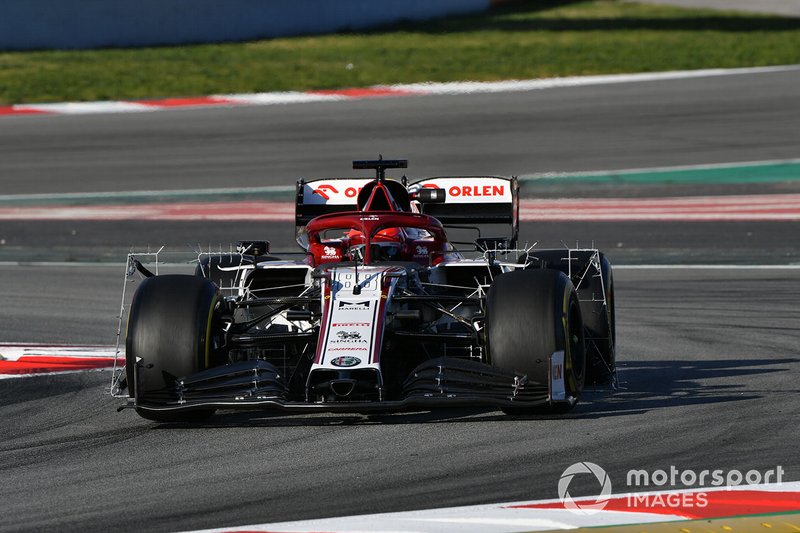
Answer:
[413,188,447,204]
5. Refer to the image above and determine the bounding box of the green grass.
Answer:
[1,0,799,105]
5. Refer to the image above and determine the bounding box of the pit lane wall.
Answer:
[0,0,501,51]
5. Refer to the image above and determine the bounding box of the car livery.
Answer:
[112,159,615,421]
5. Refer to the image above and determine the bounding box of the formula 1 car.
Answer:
[111,159,615,421]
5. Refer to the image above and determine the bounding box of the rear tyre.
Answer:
[487,269,585,415]
[126,275,221,422]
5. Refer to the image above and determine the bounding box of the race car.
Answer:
[111,159,615,421]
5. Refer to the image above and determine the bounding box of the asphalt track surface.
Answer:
[2,266,799,533]
[2,68,800,194]
[1,67,800,532]
[2,67,800,264]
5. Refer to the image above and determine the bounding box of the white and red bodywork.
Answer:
[113,164,603,417]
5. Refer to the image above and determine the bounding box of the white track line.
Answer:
[4,65,800,117]
[0,344,117,360]
[17,101,157,114]
[384,65,800,94]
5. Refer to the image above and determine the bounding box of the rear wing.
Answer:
[295,175,519,244]
[409,176,519,244]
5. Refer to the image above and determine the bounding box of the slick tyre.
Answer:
[517,250,616,384]
[487,269,585,415]
[126,275,221,422]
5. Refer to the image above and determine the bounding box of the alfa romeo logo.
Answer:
[330,356,361,367]
[558,462,612,514]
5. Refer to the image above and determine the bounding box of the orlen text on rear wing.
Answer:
[409,176,519,247]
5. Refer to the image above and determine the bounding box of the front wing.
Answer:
[125,356,564,416]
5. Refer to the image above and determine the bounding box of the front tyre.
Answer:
[487,269,585,415]
[125,275,221,422]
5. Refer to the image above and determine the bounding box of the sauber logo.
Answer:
[312,184,339,200]
[336,331,362,340]
[322,246,339,259]
[414,245,429,257]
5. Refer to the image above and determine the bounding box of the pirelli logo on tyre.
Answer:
[550,350,566,401]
